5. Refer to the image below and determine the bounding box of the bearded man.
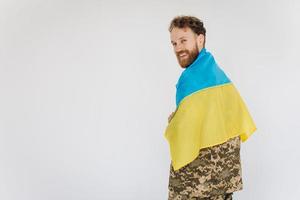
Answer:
[165,16,257,200]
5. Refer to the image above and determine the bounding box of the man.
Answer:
[165,16,256,200]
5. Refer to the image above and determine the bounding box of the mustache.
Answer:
[177,50,189,57]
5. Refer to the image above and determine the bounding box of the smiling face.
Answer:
[170,27,205,68]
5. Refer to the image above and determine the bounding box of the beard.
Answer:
[176,45,199,68]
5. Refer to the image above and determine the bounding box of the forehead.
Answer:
[170,27,195,42]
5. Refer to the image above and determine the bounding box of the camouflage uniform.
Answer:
[168,136,243,200]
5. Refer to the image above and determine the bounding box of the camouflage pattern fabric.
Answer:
[168,136,243,200]
[192,192,233,200]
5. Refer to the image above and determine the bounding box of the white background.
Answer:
[1,0,300,199]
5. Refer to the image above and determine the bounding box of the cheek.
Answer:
[185,46,193,53]
[185,42,195,50]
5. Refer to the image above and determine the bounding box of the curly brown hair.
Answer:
[168,15,206,47]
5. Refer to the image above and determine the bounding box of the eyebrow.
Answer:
[171,36,186,43]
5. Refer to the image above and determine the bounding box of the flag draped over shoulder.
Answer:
[164,48,257,171]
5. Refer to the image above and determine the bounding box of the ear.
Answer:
[196,34,205,48]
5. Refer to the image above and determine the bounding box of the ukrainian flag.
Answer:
[164,48,257,171]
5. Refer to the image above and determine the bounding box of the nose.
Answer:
[175,44,184,54]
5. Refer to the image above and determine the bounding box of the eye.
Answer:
[182,39,187,43]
